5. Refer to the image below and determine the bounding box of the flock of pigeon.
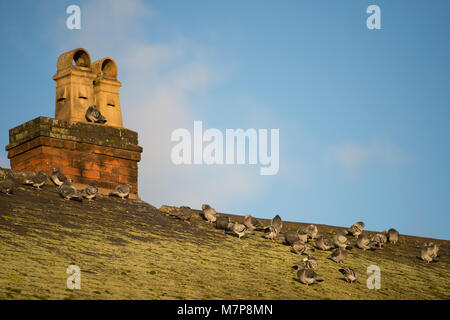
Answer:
[0,169,130,201]
[193,205,440,286]
[0,172,442,286]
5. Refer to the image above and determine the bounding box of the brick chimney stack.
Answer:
[5,48,142,198]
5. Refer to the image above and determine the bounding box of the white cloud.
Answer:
[51,0,261,208]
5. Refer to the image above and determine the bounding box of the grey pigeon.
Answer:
[372,233,387,249]
[243,214,264,231]
[86,105,107,124]
[271,214,283,234]
[82,184,98,201]
[297,230,308,244]
[0,173,16,196]
[23,171,47,190]
[339,268,359,283]
[328,247,348,264]
[230,222,250,240]
[50,168,68,186]
[333,233,351,249]
[420,246,435,264]
[294,255,318,270]
[315,235,334,251]
[58,180,82,201]
[306,224,318,239]
[291,240,314,255]
[356,234,376,251]
[202,204,217,223]
[284,230,300,245]
[422,242,439,261]
[346,221,365,238]
[109,184,131,200]
[264,226,278,241]
[386,228,399,244]
[297,268,323,286]
[215,215,231,232]
[429,243,439,259]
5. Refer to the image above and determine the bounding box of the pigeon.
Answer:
[202,204,217,223]
[294,255,318,270]
[356,234,376,251]
[333,233,351,249]
[328,248,347,264]
[315,235,334,251]
[50,168,68,186]
[271,214,283,234]
[297,268,323,286]
[230,222,250,240]
[0,173,16,196]
[85,105,107,124]
[243,214,264,231]
[82,184,98,201]
[346,221,365,238]
[58,180,83,201]
[291,241,314,255]
[297,230,308,244]
[372,233,387,249]
[339,268,359,284]
[420,246,435,264]
[23,171,47,190]
[284,230,300,245]
[424,242,439,260]
[264,226,278,241]
[215,215,230,232]
[386,228,399,244]
[306,224,318,239]
[109,184,131,200]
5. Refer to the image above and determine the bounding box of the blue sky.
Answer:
[0,1,449,239]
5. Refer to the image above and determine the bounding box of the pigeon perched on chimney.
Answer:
[339,268,359,283]
[109,184,131,200]
[50,168,68,186]
[82,184,98,201]
[297,268,323,286]
[86,105,107,124]
[23,171,47,190]
[0,173,16,196]
[202,204,217,223]
[328,247,348,264]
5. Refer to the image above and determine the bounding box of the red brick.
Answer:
[82,169,100,179]
[61,166,81,176]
